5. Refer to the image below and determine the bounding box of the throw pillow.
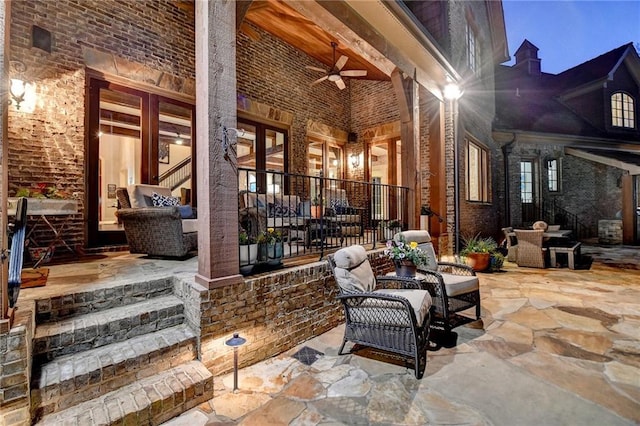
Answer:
[268,202,297,218]
[151,192,180,207]
[177,205,194,219]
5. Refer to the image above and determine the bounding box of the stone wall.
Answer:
[186,250,393,376]
[598,219,623,244]
[0,301,35,426]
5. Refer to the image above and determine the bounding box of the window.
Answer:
[466,22,481,76]
[308,140,345,180]
[547,158,560,192]
[466,139,490,202]
[611,92,635,128]
[237,119,288,193]
[520,161,533,203]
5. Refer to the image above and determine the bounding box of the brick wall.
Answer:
[8,0,195,250]
[236,24,350,176]
[181,250,394,376]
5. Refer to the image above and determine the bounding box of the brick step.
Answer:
[35,360,214,426]
[33,295,184,363]
[31,324,197,419]
[34,277,174,324]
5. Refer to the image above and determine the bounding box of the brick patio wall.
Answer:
[0,301,35,426]
[175,249,394,376]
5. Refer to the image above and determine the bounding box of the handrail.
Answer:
[541,199,593,240]
[159,157,191,191]
[237,167,409,274]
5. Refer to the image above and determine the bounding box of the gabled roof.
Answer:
[555,43,637,92]
[494,42,640,141]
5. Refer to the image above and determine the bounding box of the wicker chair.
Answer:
[501,227,518,262]
[115,185,197,259]
[328,245,432,379]
[514,229,547,268]
[394,230,481,335]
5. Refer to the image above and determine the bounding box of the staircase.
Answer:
[29,278,212,425]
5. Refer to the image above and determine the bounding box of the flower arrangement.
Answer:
[257,227,283,245]
[15,183,70,199]
[383,236,430,267]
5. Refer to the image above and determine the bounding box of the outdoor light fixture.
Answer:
[10,78,27,110]
[350,153,360,168]
[225,332,246,392]
[175,132,183,145]
[221,125,245,159]
[443,81,462,100]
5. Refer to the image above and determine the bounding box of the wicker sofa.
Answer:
[328,245,432,379]
[115,184,197,258]
[238,191,309,242]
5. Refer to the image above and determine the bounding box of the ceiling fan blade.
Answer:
[340,70,367,77]
[305,66,326,73]
[335,78,346,90]
[311,75,329,86]
[335,55,348,71]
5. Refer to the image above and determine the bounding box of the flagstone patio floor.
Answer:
[18,244,640,425]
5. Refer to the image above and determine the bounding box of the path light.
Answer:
[225,332,246,392]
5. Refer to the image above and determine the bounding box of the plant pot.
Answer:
[258,242,284,265]
[239,243,258,266]
[311,206,322,218]
[394,260,417,277]
[465,252,491,272]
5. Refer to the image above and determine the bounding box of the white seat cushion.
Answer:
[128,184,172,208]
[182,218,198,234]
[350,289,432,327]
[439,272,479,297]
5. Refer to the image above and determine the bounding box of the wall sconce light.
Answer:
[221,125,245,160]
[225,332,246,392]
[443,76,463,100]
[9,60,29,110]
[350,153,360,168]
[175,132,183,145]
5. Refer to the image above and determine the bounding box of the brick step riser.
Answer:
[35,361,214,426]
[31,334,197,420]
[34,277,174,324]
[33,304,185,363]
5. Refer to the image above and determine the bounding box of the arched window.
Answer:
[611,92,635,128]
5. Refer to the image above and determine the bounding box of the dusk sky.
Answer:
[502,0,640,74]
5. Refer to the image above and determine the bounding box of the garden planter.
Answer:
[239,243,258,275]
[394,260,417,277]
[465,252,490,272]
[258,242,284,265]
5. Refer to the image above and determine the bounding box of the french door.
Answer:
[86,77,195,247]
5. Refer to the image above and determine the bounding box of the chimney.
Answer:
[514,39,541,76]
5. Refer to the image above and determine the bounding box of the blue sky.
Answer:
[502,0,640,74]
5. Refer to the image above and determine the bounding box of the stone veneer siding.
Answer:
[0,301,35,426]
[175,250,394,376]
[8,0,195,251]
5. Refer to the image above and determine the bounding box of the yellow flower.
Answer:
[409,241,418,249]
[267,227,274,233]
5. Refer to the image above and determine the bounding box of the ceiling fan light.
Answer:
[327,74,341,82]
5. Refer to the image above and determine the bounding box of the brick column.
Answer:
[194,0,242,288]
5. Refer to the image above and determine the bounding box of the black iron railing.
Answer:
[237,167,409,274]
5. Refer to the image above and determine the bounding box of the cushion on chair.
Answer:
[374,289,432,326]
[547,224,561,231]
[182,218,198,234]
[333,245,375,293]
[395,230,438,271]
[532,221,548,231]
[151,192,180,207]
[439,273,479,297]
[128,184,172,208]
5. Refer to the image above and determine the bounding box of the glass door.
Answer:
[87,77,195,247]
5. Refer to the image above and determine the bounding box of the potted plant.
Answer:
[382,236,430,277]
[257,227,284,265]
[460,234,498,272]
[239,229,258,274]
[379,219,402,241]
[311,196,323,218]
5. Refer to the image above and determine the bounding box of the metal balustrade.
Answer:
[238,167,409,274]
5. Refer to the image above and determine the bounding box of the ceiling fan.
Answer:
[306,42,367,90]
